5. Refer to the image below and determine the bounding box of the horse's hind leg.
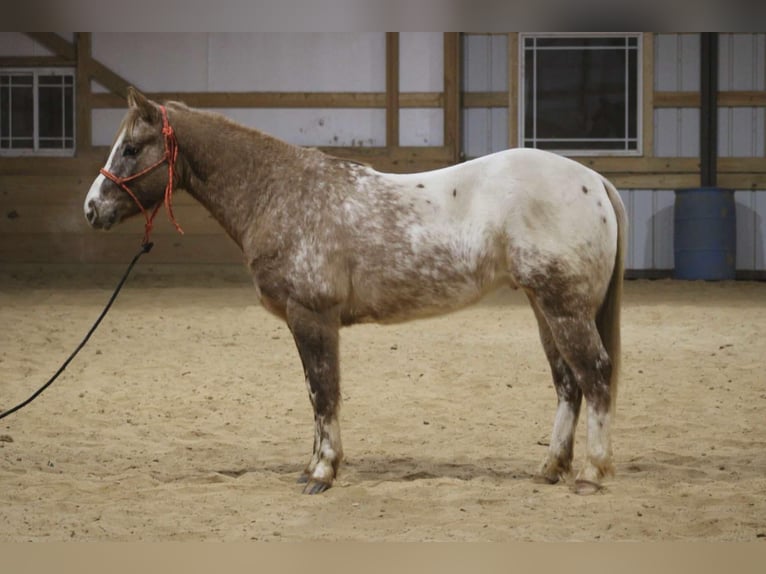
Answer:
[285,299,343,495]
[554,317,614,493]
[533,300,614,494]
[528,298,583,485]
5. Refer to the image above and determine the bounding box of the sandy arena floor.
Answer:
[0,264,764,541]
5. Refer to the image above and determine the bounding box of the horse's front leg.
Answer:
[285,299,343,494]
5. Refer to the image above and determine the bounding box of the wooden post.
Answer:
[443,32,461,163]
[386,32,399,150]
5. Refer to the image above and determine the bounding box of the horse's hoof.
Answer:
[532,474,560,485]
[573,480,603,495]
[302,480,332,495]
[296,473,309,484]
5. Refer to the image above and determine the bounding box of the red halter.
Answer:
[99,105,184,246]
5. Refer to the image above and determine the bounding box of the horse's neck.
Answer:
[171,106,301,247]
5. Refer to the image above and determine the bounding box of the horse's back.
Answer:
[379,147,618,268]
[383,147,621,301]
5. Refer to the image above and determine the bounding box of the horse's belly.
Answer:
[343,249,509,325]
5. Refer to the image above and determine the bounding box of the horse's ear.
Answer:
[126,86,159,123]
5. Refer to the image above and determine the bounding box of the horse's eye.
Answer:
[123,145,139,157]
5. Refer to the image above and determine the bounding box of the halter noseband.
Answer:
[99,105,184,245]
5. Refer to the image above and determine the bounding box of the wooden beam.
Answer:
[719,157,766,172]
[654,90,766,108]
[0,56,75,67]
[75,33,92,152]
[572,156,700,173]
[463,92,507,108]
[386,33,400,148]
[90,91,446,109]
[94,89,549,111]
[654,91,699,107]
[443,32,461,163]
[24,32,75,60]
[88,58,132,99]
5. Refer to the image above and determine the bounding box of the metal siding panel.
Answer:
[207,33,386,92]
[732,108,760,157]
[680,108,700,157]
[718,34,732,90]
[399,109,443,146]
[632,191,654,270]
[216,108,386,147]
[718,107,731,158]
[92,109,128,147]
[654,107,699,158]
[653,190,675,269]
[718,34,765,158]
[679,33,700,91]
[463,35,508,158]
[719,107,763,158]
[655,34,679,91]
[92,33,210,92]
[655,33,700,91]
[719,33,766,90]
[462,108,491,158]
[756,191,766,271]
[490,35,508,92]
[756,34,766,90]
[731,34,758,90]
[490,108,508,152]
[463,34,491,92]
[735,190,756,270]
[399,33,443,92]
[654,109,679,157]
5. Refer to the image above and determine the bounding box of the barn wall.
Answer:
[87,33,446,150]
[1,32,765,273]
[90,33,390,147]
[460,32,766,274]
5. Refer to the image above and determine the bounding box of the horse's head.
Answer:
[84,87,175,231]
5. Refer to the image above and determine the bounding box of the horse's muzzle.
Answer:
[85,199,116,230]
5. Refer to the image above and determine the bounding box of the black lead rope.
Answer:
[0,241,154,421]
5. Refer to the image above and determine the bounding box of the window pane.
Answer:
[535,48,626,139]
[64,85,74,140]
[0,75,34,149]
[522,34,640,154]
[524,50,535,142]
[628,51,638,140]
[0,83,8,139]
[0,70,75,153]
[39,84,66,148]
[11,85,34,141]
[39,74,64,86]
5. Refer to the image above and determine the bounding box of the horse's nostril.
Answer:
[86,200,98,225]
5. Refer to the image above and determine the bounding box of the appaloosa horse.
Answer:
[85,87,626,495]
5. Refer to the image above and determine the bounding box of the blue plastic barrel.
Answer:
[674,187,736,280]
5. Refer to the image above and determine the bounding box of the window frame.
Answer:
[518,32,643,157]
[0,67,76,157]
